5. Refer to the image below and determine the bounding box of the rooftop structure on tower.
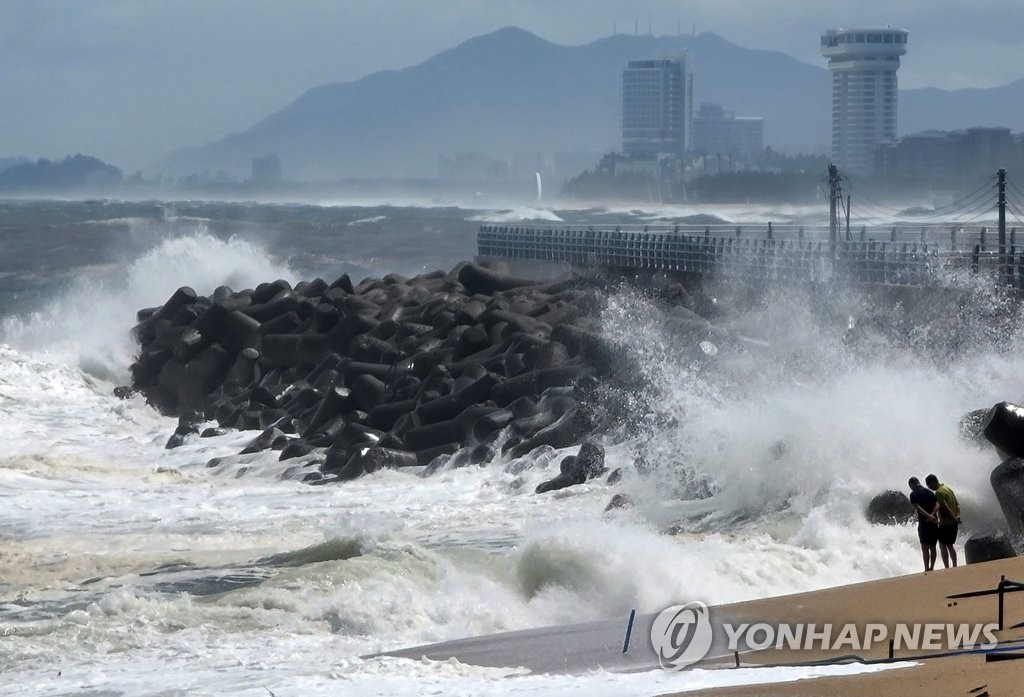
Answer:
[821,27,908,173]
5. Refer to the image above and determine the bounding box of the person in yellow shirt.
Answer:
[926,474,961,568]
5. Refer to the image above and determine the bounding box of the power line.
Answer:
[952,194,997,218]
[1005,200,1024,229]
[841,174,996,220]
[875,190,994,222]
[1005,181,1024,208]
[952,201,997,227]
[935,198,997,229]
[846,196,904,220]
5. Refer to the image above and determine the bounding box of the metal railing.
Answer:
[477,224,1024,289]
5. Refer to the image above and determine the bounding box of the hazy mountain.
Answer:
[152,27,1024,181]
[152,28,829,180]
[0,154,122,193]
[902,79,1024,134]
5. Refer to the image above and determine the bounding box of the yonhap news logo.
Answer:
[649,602,714,670]
[649,601,1000,670]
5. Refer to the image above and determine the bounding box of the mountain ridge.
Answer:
[152,27,1024,180]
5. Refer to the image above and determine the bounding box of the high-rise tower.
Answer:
[621,55,693,158]
[820,28,908,172]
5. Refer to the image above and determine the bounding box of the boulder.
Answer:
[982,402,1024,458]
[865,490,915,525]
[991,458,1024,538]
[964,534,1017,565]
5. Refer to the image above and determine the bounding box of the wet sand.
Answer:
[667,556,1024,696]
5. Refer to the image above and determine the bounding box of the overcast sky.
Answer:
[4,0,1024,170]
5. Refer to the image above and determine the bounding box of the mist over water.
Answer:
[1,199,1020,695]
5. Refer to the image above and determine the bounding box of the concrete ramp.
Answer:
[371,611,738,674]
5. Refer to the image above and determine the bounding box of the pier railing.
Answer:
[477,224,1024,289]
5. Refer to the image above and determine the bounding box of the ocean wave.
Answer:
[468,207,565,223]
[0,226,293,382]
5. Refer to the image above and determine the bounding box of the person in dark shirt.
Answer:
[908,477,939,572]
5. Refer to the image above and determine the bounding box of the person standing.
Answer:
[908,477,939,572]
[926,474,961,568]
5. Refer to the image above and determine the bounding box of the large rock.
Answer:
[125,262,688,484]
[982,402,1024,458]
[864,490,915,525]
[535,441,606,494]
[964,534,1017,565]
[991,458,1024,537]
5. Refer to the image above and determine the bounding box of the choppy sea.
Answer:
[0,196,1015,696]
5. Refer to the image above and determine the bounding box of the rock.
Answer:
[240,427,284,455]
[279,441,316,462]
[865,490,915,525]
[535,442,606,494]
[982,402,1024,458]
[165,423,197,449]
[128,261,695,480]
[604,493,632,511]
[331,446,419,481]
[991,458,1024,538]
[964,534,1017,564]
[457,263,540,295]
[575,441,606,479]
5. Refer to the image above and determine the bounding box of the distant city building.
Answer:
[692,103,764,159]
[874,127,1019,180]
[251,154,282,183]
[437,152,508,181]
[621,55,693,158]
[821,27,908,173]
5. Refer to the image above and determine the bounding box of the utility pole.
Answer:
[998,167,1007,257]
[998,168,1008,282]
[828,163,840,247]
[846,194,851,241]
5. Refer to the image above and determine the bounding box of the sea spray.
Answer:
[1,227,293,382]
[596,281,1011,530]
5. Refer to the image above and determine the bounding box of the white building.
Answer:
[621,55,693,158]
[820,27,908,173]
[692,103,763,159]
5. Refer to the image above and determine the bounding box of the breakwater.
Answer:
[478,224,1024,289]
[125,262,685,489]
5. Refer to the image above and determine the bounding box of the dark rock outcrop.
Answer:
[964,534,1017,565]
[865,490,915,525]
[535,441,607,494]
[982,402,1024,458]
[126,264,672,484]
[991,458,1024,538]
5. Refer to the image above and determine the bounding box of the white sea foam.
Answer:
[469,207,565,223]
[348,215,387,225]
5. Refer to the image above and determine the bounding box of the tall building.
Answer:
[621,55,693,158]
[874,127,1017,181]
[820,27,908,173]
[692,103,764,159]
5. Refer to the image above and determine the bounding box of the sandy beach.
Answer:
[666,556,1024,696]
